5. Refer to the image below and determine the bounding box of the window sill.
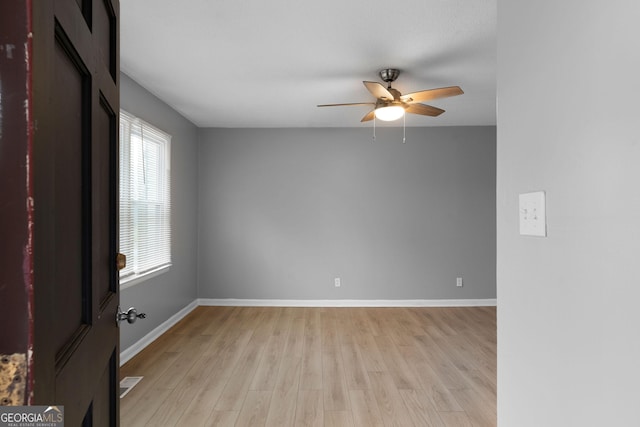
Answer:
[120,265,171,290]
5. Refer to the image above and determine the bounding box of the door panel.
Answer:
[95,97,118,307]
[32,0,120,424]
[94,0,117,80]
[51,26,91,366]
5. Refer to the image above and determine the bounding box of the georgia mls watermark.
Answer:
[0,406,64,427]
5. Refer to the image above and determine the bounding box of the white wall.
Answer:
[119,73,199,350]
[198,126,496,301]
[497,1,640,425]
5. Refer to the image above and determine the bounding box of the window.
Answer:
[119,110,171,286]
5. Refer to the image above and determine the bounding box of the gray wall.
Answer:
[119,73,199,350]
[497,1,640,426]
[198,126,496,300]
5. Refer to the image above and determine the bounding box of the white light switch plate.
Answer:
[519,191,547,237]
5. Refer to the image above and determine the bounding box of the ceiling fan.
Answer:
[317,68,463,122]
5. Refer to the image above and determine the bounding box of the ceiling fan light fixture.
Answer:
[374,105,405,121]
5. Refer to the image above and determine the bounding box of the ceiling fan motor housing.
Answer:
[375,88,403,110]
[379,68,400,84]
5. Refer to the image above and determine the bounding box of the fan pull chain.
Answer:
[373,116,376,141]
[403,113,406,143]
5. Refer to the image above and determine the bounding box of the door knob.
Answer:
[116,253,126,270]
[116,306,146,326]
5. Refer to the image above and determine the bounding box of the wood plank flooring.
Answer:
[120,306,496,426]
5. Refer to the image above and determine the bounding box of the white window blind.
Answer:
[119,110,171,285]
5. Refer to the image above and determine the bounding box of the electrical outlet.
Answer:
[456,277,463,287]
[519,191,547,237]
[334,277,341,287]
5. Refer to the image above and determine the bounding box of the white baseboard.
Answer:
[197,298,497,307]
[119,300,198,366]
[120,297,496,365]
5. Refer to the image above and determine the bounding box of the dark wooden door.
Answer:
[31,0,120,425]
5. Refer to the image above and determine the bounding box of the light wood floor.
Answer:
[120,306,496,426]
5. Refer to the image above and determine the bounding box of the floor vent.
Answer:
[119,376,143,398]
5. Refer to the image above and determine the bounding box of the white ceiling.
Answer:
[120,0,496,128]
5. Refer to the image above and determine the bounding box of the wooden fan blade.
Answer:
[405,103,445,117]
[317,102,375,107]
[401,86,464,103]
[360,110,375,122]
[363,81,395,101]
